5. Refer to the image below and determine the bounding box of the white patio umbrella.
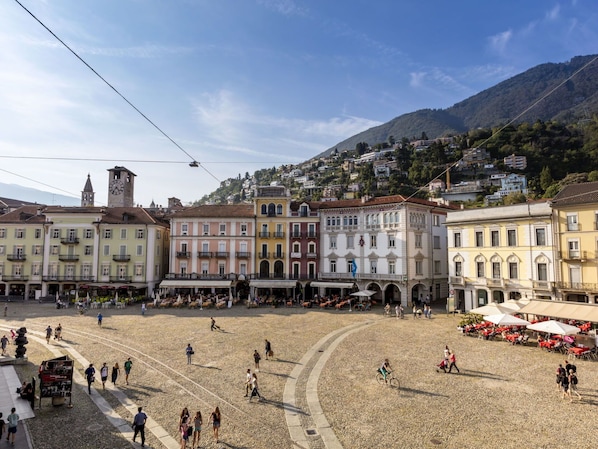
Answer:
[55,292,60,301]
[86,292,91,302]
[469,303,515,316]
[115,291,119,301]
[501,299,530,312]
[527,320,581,336]
[483,313,530,327]
[75,291,79,301]
[177,294,182,303]
[350,290,376,297]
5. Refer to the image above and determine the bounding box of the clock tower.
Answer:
[107,166,136,208]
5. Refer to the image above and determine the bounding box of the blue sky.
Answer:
[0,0,596,206]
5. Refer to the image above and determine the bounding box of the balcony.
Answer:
[176,251,191,258]
[291,232,302,238]
[556,281,598,292]
[290,273,318,280]
[306,232,318,238]
[307,252,318,258]
[258,252,270,259]
[273,232,285,238]
[487,278,504,287]
[259,232,270,238]
[319,272,408,282]
[450,276,464,286]
[1,275,29,281]
[42,275,93,282]
[112,254,131,262]
[6,254,26,261]
[249,273,290,280]
[290,252,301,258]
[60,237,80,245]
[532,280,553,291]
[109,276,132,283]
[58,254,80,262]
[165,273,236,280]
[215,252,229,258]
[560,250,592,262]
[273,252,284,259]
[236,252,251,258]
[197,251,213,258]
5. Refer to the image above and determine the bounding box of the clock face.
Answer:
[109,180,124,195]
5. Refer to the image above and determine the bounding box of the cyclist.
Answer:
[378,359,392,383]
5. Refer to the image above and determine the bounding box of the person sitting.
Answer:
[378,359,392,382]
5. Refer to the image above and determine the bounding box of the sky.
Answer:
[0,0,597,207]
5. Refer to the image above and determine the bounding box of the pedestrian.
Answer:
[210,317,221,331]
[132,406,147,447]
[556,364,566,392]
[186,343,194,365]
[244,368,252,397]
[111,362,120,384]
[443,345,450,367]
[55,323,62,341]
[1,335,8,355]
[124,357,133,385]
[412,304,417,319]
[84,363,95,394]
[567,369,581,401]
[448,351,460,373]
[6,408,18,445]
[179,407,190,428]
[100,362,109,389]
[97,312,103,327]
[209,406,221,444]
[192,410,203,449]
[248,372,262,402]
[395,304,399,318]
[253,349,261,371]
[45,325,52,344]
[560,368,570,399]
[141,302,146,315]
[3,304,7,317]
[179,416,190,449]
[0,412,4,441]
[264,339,272,360]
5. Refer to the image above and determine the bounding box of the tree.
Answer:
[355,142,368,156]
[539,166,553,191]
[502,192,527,205]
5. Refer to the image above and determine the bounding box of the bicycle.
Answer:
[376,370,400,389]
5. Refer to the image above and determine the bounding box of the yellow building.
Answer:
[551,182,598,303]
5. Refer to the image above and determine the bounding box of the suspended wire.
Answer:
[399,55,598,205]
[13,0,220,183]
[0,167,82,199]
[0,155,296,164]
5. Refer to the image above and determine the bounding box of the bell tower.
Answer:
[107,166,136,208]
[81,174,95,207]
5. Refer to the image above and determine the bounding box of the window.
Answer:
[32,245,42,255]
[101,265,110,276]
[347,235,354,249]
[370,235,377,248]
[0,246,4,255]
[389,260,396,274]
[81,264,92,279]
[50,245,59,255]
[388,235,395,248]
[475,231,483,247]
[433,215,440,226]
[330,236,337,249]
[218,242,226,253]
[535,228,546,246]
[537,263,547,281]
[241,224,247,236]
[32,263,41,276]
[52,229,60,239]
[275,244,283,258]
[492,262,501,279]
[135,264,144,276]
[293,242,300,253]
[120,228,127,239]
[491,230,499,247]
[568,240,580,258]
[415,234,422,248]
[157,230,161,239]
[203,224,209,235]
[240,263,247,275]
[0,228,5,238]
[202,242,209,252]
[84,228,93,239]
[454,232,461,248]
[476,262,485,278]
[219,224,226,235]
[103,245,110,256]
[308,223,316,237]
[509,262,518,279]
[347,260,354,273]
[566,214,578,231]
[330,260,336,273]
[201,262,209,274]
[84,246,92,255]
[276,204,283,215]
[261,204,267,215]
[415,261,423,275]
[455,261,462,276]
[433,236,440,249]
[507,229,517,246]
[104,229,112,239]
[308,242,316,254]
[181,224,188,236]
[137,245,143,256]
[35,229,42,239]
[218,263,225,275]
[370,260,377,274]
[434,260,441,275]
[136,229,144,239]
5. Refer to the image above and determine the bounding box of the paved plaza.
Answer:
[1,302,598,449]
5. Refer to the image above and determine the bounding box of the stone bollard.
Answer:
[15,327,28,358]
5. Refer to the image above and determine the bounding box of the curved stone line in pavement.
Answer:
[283,320,374,449]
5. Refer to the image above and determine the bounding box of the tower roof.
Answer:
[83,174,94,193]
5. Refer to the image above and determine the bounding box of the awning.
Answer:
[519,300,598,323]
[159,280,232,288]
[310,281,355,289]
[87,283,147,289]
[249,280,298,288]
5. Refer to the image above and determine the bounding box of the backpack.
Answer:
[571,375,578,385]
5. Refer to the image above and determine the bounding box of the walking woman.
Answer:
[179,416,190,449]
[248,372,263,402]
[209,406,221,444]
[111,362,120,384]
[192,410,203,449]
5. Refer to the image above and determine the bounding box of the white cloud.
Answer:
[410,72,426,88]
[546,5,560,21]
[489,30,512,55]
[256,0,308,16]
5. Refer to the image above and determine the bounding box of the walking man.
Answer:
[97,312,103,327]
[132,406,148,447]
[448,351,460,373]
[1,335,8,355]
[186,343,194,365]
[244,368,252,397]
[124,357,133,385]
[6,408,18,445]
[100,362,109,390]
[84,363,95,394]
[45,325,52,344]
[264,339,272,360]
[253,350,261,371]
[210,317,221,331]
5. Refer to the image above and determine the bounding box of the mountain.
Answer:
[0,182,79,207]
[322,54,598,156]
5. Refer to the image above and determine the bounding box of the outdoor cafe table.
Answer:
[568,346,590,356]
[504,333,521,343]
